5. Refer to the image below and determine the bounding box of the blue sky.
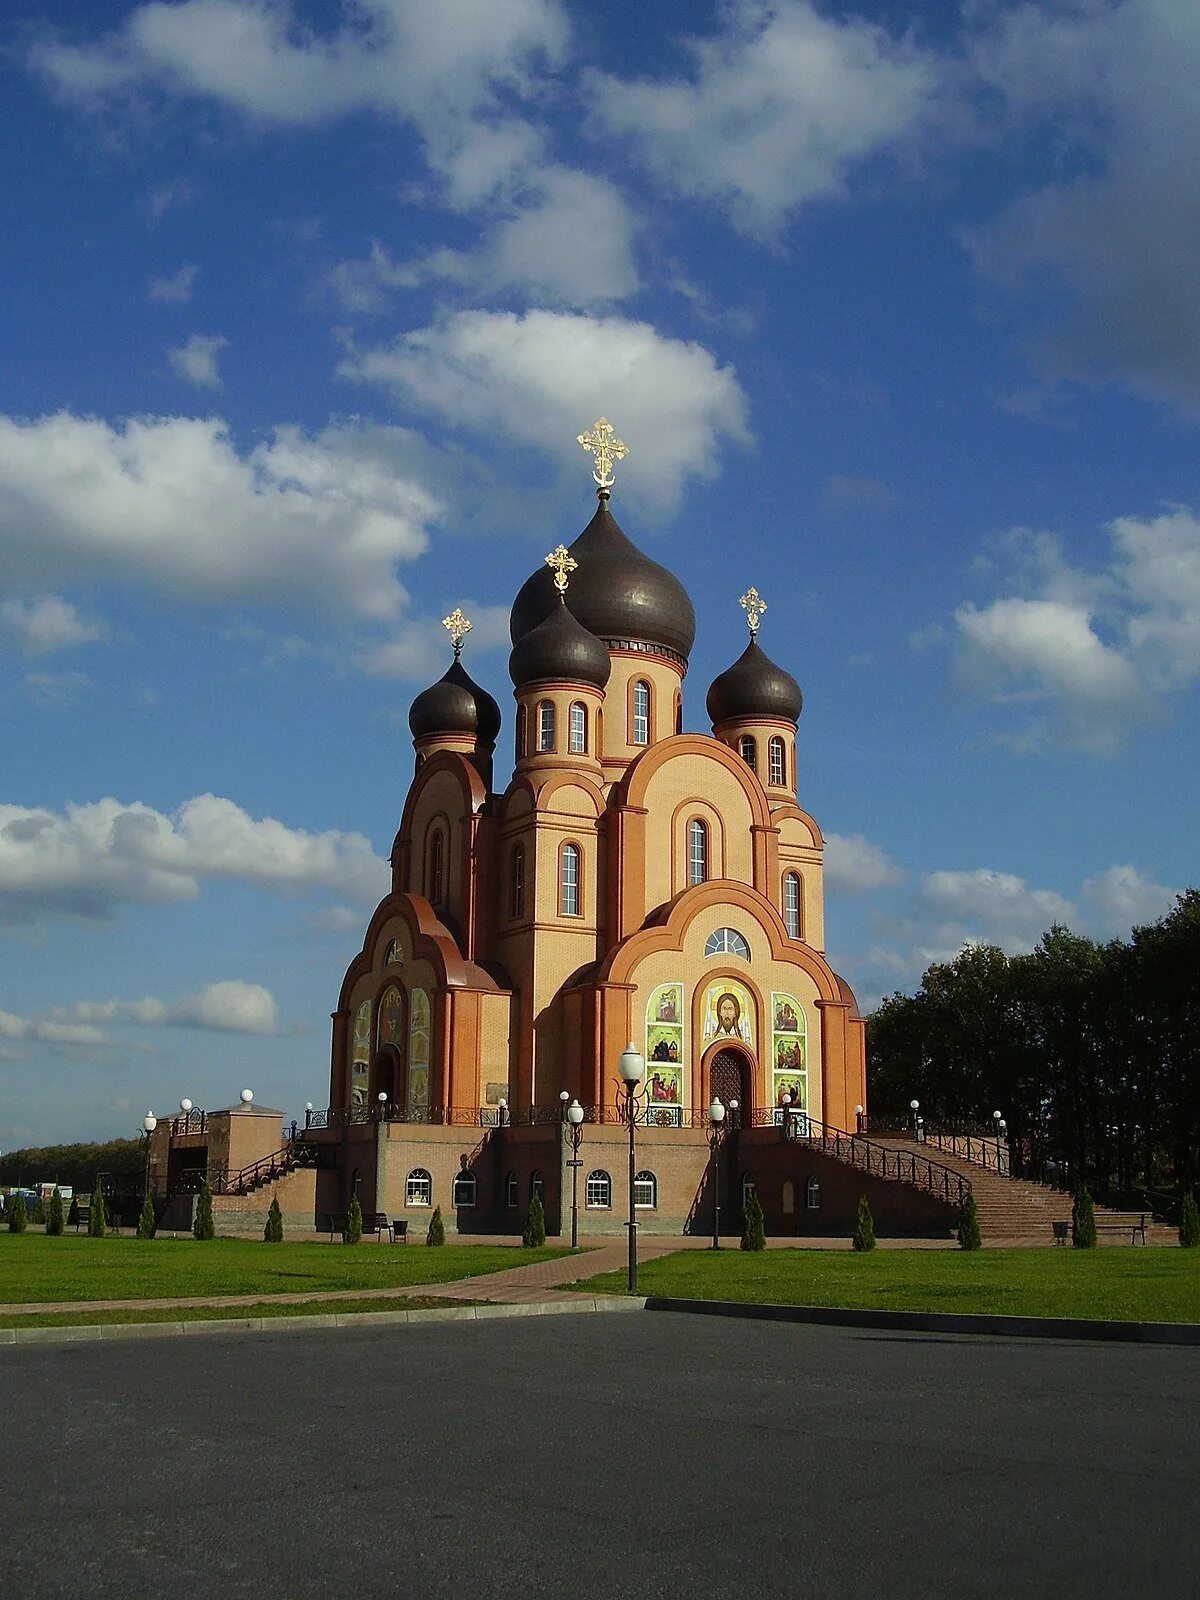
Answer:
[2,0,1197,1147]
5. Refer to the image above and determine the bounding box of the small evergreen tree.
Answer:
[264,1196,284,1243]
[343,1192,362,1244]
[46,1188,65,1237]
[88,1178,107,1237]
[427,1204,446,1247]
[137,1192,157,1240]
[28,1196,45,1226]
[852,1194,876,1252]
[1179,1191,1200,1249]
[7,1193,27,1234]
[521,1194,545,1248]
[193,1181,215,1241]
[740,1191,766,1251]
[957,1193,982,1250]
[67,1195,80,1229]
[1072,1187,1097,1249]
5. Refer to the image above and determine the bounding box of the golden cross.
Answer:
[442,608,472,657]
[545,544,577,595]
[576,417,628,491]
[739,586,766,638]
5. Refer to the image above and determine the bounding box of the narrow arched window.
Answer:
[428,831,445,905]
[769,736,786,786]
[453,1171,477,1208]
[531,1170,544,1202]
[515,703,527,760]
[806,1178,821,1211]
[586,1170,612,1209]
[633,1170,657,1210]
[688,818,708,886]
[510,844,525,921]
[504,1171,519,1209]
[560,842,581,917]
[784,872,801,939]
[632,680,650,745]
[674,693,683,735]
[569,701,587,753]
[537,700,556,752]
[739,734,757,770]
[406,1168,432,1207]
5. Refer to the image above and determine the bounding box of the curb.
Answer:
[643,1296,1200,1346]
[0,1296,644,1347]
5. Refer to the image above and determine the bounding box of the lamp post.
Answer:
[240,1088,254,1105]
[378,1090,388,1121]
[708,1097,726,1249]
[304,1101,313,1130]
[497,1097,507,1128]
[998,1117,1007,1172]
[855,1103,864,1134]
[618,1043,646,1294]
[566,1098,584,1249]
[993,1110,1003,1147]
[142,1112,157,1198]
[910,1098,920,1138]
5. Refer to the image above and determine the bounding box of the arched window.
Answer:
[383,938,404,967]
[504,1171,519,1209]
[632,680,651,745]
[806,1178,821,1211]
[510,844,525,921]
[586,1170,612,1209]
[453,1171,477,1208]
[537,700,556,752]
[633,1170,657,1210]
[674,692,683,735]
[783,873,801,939]
[515,703,527,760]
[769,736,786,786]
[569,701,588,754]
[738,734,757,769]
[688,818,708,886]
[741,1172,757,1211]
[560,842,581,917]
[531,1170,544,1202]
[704,927,751,959]
[782,1179,795,1217]
[428,830,445,905]
[406,1168,432,1207]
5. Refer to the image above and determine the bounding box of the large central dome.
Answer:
[509,497,696,665]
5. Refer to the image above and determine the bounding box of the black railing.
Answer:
[169,1109,208,1136]
[783,1115,972,1209]
[922,1130,1010,1175]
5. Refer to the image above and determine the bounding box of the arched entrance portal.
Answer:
[707,1045,752,1120]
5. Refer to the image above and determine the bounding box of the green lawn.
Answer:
[579,1247,1200,1324]
[0,1234,566,1305]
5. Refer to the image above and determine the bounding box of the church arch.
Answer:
[703,1041,755,1119]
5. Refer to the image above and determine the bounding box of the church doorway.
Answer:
[708,1046,751,1120]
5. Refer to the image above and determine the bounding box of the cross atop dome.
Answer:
[544,543,577,596]
[441,607,472,659]
[739,586,767,638]
[576,417,628,495]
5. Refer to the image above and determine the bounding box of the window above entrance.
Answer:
[705,927,750,960]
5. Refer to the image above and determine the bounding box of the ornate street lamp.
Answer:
[566,1098,585,1248]
[708,1097,726,1249]
[142,1112,157,1199]
[240,1088,254,1105]
[378,1090,388,1121]
[855,1103,865,1134]
[910,1097,920,1138]
[618,1043,646,1293]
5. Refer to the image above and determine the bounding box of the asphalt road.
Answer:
[4,1312,1197,1600]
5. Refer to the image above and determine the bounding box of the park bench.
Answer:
[1051,1221,1069,1245]
[1096,1213,1147,1244]
[326,1211,393,1241]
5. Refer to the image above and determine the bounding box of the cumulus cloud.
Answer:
[588,0,941,235]
[0,1009,107,1048]
[824,832,905,894]
[0,411,440,619]
[0,793,388,926]
[1,596,107,654]
[341,309,749,511]
[168,333,228,388]
[60,980,278,1035]
[921,868,1076,949]
[360,602,511,679]
[148,264,198,303]
[1082,865,1180,935]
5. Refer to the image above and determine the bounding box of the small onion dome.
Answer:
[509,499,696,665]
[409,657,502,745]
[508,599,611,692]
[706,637,803,726]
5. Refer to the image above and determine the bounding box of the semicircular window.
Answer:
[705,927,750,960]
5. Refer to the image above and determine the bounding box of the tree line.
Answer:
[0,1137,145,1193]
[867,889,1200,1202]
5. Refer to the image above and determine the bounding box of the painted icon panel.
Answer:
[771,992,808,1121]
[701,979,755,1050]
[351,997,370,1107]
[407,988,431,1117]
[645,982,684,1125]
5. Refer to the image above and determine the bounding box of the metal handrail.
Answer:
[784,1114,972,1208]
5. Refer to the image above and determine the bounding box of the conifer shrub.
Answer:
[88,1178,107,1238]
[344,1192,362,1244]
[852,1194,876,1252]
[740,1191,766,1250]
[28,1196,46,1226]
[264,1196,284,1243]
[7,1193,27,1234]
[67,1196,80,1229]
[46,1187,66,1237]
[957,1193,982,1250]
[427,1205,446,1247]
[193,1181,215,1241]
[521,1194,545,1248]
[137,1192,157,1240]
[1179,1191,1200,1249]
[1072,1187,1097,1248]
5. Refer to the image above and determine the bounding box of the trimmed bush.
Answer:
[67,1196,80,1229]
[137,1192,157,1240]
[46,1188,66,1237]
[344,1192,362,1245]
[740,1191,766,1251]
[1072,1187,1097,1249]
[427,1205,446,1247]
[521,1194,545,1249]
[88,1178,107,1237]
[1179,1191,1200,1249]
[193,1181,215,1241]
[264,1196,284,1243]
[957,1194,982,1250]
[28,1196,45,1226]
[852,1194,876,1252]
[7,1193,27,1234]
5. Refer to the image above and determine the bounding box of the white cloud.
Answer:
[148,264,198,303]
[589,0,941,235]
[1082,865,1179,935]
[23,671,92,707]
[61,980,278,1035]
[168,333,228,388]
[341,309,749,511]
[360,602,511,679]
[1,596,106,654]
[824,832,905,894]
[920,868,1076,950]
[0,1008,107,1048]
[0,412,439,619]
[0,793,388,926]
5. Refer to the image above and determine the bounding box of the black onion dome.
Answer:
[508,599,611,692]
[509,499,696,663]
[706,637,803,725]
[409,658,501,744]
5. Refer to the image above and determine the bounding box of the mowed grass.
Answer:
[579,1247,1200,1324]
[0,1234,566,1305]
[0,1295,476,1330]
